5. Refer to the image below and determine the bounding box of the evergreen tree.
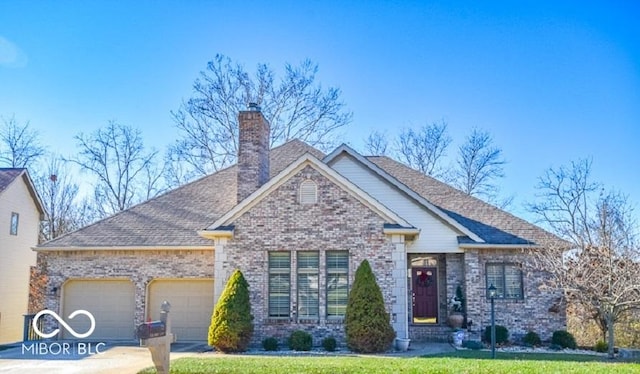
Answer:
[345,259,396,353]
[208,269,253,352]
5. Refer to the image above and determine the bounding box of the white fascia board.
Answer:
[324,144,485,243]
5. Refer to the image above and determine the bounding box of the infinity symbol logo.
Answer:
[32,310,96,339]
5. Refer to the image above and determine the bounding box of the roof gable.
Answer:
[325,144,484,243]
[0,168,46,218]
[200,153,414,238]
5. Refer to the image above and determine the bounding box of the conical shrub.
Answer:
[208,269,254,352]
[345,259,396,353]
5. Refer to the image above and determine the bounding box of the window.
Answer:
[268,252,291,317]
[297,252,319,319]
[326,251,349,318]
[10,212,19,235]
[486,263,523,299]
[299,180,317,204]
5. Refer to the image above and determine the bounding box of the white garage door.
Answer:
[62,279,135,340]
[148,279,214,341]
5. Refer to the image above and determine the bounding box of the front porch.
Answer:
[406,253,473,342]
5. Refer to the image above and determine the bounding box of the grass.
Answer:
[137,350,640,373]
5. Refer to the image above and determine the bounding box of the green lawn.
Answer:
[138,350,640,374]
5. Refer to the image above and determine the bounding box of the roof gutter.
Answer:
[33,245,215,252]
[458,243,541,249]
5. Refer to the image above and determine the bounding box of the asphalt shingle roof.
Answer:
[40,140,323,248]
[39,139,555,248]
[366,156,557,245]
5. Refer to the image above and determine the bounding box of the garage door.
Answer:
[148,279,214,341]
[62,279,135,340]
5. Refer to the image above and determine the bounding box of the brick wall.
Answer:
[222,165,396,346]
[464,248,566,342]
[237,108,270,203]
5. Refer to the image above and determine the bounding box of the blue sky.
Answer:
[1,1,638,222]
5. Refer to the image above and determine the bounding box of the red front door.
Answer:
[412,267,438,323]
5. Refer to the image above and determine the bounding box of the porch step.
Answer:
[409,325,455,343]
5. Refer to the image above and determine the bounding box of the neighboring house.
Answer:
[36,107,565,345]
[0,168,45,344]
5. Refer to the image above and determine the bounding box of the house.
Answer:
[36,106,565,345]
[0,168,45,344]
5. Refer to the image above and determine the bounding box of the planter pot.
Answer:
[448,313,464,328]
[452,330,465,347]
[396,338,411,352]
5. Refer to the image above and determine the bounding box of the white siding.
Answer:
[0,175,40,343]
[330,154,462,253]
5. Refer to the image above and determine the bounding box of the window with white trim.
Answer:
[486,263,523,299]
[10,212,19,236]
[326,251,349,318]
[297,252,319,319]
[268,252,291,317]
[299,180,317,204]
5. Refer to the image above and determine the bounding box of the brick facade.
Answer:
[219,165,397,346]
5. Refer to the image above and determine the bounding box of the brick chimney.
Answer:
[237,103,270,202]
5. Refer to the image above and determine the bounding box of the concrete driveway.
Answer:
[0,342,207,374]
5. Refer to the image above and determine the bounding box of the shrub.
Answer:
[462,340,484,350]
[594,340,608,353]
[345,260,396,353]
[208,269,254,352]
[551,330,577,349]
[549,343,563,351]
[322,336,337,352]
[289,330,312,351]
[262,337,279,351]
[522,331,542,347]
[482,325,509,345]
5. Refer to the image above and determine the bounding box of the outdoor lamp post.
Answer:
[488,283,497,359]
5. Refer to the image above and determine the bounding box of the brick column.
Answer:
[463,249,483,340]
[213,237,229,305]
[390,234,408,339]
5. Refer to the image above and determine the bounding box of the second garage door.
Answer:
[148,279,215,341]
[62,279,135,340]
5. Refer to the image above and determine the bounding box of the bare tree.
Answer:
[0,115,45,168]
[530,159,640,358]
[35,155,98,241]
[363,130,390,156]
[68,121,164,217]
[397,121,451,178]
[168,54,352,185]
[451,128,505,199]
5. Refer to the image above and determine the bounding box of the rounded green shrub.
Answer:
[262,337,279,351]
[594,340,608,353]
[344,259,396,353]
[322,336,337,352]
[208,269,254,352]
[289,330,312,351]
[522,331,542,347]
[551,330,577,349]
[482,325,509,345]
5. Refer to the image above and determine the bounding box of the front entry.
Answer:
[412,267,438,323]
